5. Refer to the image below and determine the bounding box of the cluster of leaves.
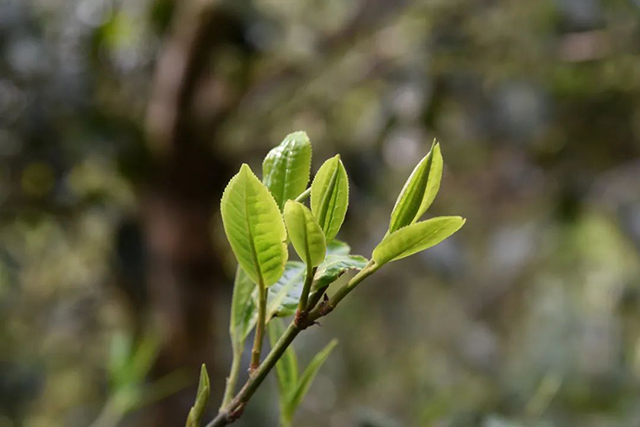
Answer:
[187,131,465,426]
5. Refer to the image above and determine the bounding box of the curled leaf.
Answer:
[310,155,349,243]
[263,131,312,210]
[389,142,443,233]
[284,200,326,267]
[186,364,210,427]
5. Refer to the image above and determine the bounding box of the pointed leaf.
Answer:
[186,364,210,427]
[312,254,368,291]
[284,200,326,267]
[310,155,349,243]
[230,266,257,347]
[221,164,288,287]
[389,142,443,233]
[263,131,312,210]
[268,319,299,404]
[285,339,338,419]
[326,239,351,255]
[373,217,465,265]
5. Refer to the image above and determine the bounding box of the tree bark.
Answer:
[134,1,246,425]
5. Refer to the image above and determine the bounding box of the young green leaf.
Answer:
[186,364,210,427]
[388,142,443,233]
[268,319,299,408]
[326,239,351,255]
[284,200,326,267]
[284,339,338,420]
[373,216,465,266]
[230,266,257,347]
[260,254,369,318]
[312,254,369,291]
[221,164,288,287]
[310,155,349,242]
[263,131,312,210]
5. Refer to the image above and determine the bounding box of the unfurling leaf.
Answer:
[284,200,326,267]
[310,155,349,242]
[373,216,465,265]
[284,339,338,420]
[221,164,288,287]
[230,266,257,348]
[269,319,299,405]
[389,142,443,233]
[263,131,312,210]
[312,254,369,291]
[186,364,210,427]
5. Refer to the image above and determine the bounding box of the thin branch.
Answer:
[297,266,316,316]
[249,279,267,374]
[221,346,242,408]
[293,188,311,203]
[308,260,379,321]
[145,0,221,155]
[305,287,326,312]
[205,260,381,426]
[206,320,303,427]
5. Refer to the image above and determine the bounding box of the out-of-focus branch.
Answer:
[144,0,220,156]
[237,0,409,109]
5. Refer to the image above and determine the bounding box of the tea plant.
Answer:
[186,131,465,427]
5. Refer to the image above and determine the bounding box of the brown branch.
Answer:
[144,0,220,155]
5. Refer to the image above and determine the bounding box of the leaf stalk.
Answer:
[249,279,267,374]
[205,260,380,426]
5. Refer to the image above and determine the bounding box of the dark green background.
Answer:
[1,0,640,426]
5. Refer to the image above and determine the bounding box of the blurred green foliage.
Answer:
[1,0,640,426]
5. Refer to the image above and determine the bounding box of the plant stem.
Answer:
[308,260,379,321]
[250,279,267,373]
[294,188,311,203]
[206,320,303,427]
[305,288,324,311]
[206,260,381,426]
[297,265,316,314]
[221,346,242,408]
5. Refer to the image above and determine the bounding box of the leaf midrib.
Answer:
[244,178,264,286]
[393,221,451,260]
[302,208,312,266]
[391,153,433,231]
[318,163,340,234]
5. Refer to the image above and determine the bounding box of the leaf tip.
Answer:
[239,163,254,177]
[197,363,210,394]
[287,130,310,142]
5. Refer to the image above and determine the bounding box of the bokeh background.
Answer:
[2,0,640,426]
